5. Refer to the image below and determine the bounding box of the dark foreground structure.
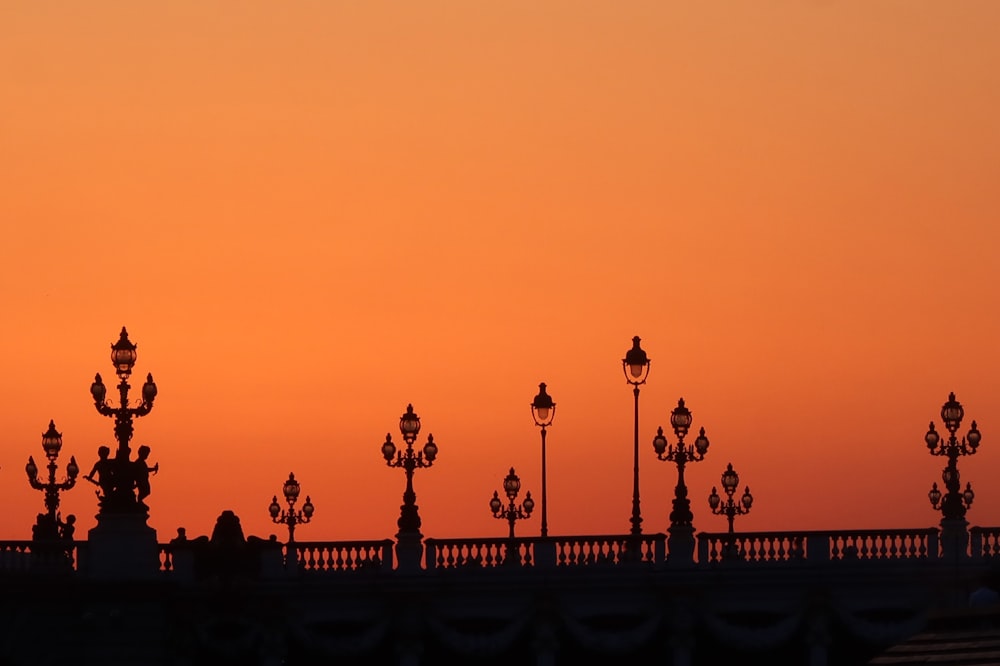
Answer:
[4,329,995,665]
[2,523,1000,665]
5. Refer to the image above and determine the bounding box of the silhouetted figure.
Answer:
[58,514,76,542]
[84,445,115,501]
[132,445,158,508]
[170,527,188,545]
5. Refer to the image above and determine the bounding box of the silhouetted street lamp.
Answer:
[926,392,981,521]
[708,462,753,559]
[623,336,650,536]
[531,383,555,537]
[88,327,159,514]
[268,472,314,543]
[382,404,438,537]
[653,397,710,557]
[490,467,535,540]
[25,420,79,541]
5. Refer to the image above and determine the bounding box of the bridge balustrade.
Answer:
[970,526,1000,559]
[424,533,666,570]
[0,540,78,572]
[288,539,394,572]
[697,528,940,564]
[1,524,978,578]
[424,536,530,569]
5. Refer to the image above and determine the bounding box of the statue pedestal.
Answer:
[85,512,159,580]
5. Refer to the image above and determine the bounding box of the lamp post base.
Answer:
[395,531,424,573]
[939,517,969,564]
[668,524,696,566]
[85,512,159,580]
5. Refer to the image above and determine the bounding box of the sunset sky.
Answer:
[2,2,998,544]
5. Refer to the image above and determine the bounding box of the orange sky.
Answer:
[1,2,998,544]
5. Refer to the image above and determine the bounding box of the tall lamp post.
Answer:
[268,472,314,543]
[623,336,650,536]
[88,326,159,514]
[708,462,753,559]
[25,420,79,541]
[531,383,555,538]
[382,404,438,537]
[926,392,981,522]
[653,397,710,561]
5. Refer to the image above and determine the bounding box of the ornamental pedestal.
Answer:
[85,512,159,580]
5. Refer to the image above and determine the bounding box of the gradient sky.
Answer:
[2,2,998,544]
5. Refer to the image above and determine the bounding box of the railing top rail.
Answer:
[698,527,940,539]
[290,539,394,548]
[969,526,1000,534]
[426,533,666,544]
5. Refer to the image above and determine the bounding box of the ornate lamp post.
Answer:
[531,383,555,537]
[623,336,650,536]
[925,392,981,521]
[88,327,159,514]
[653,397,710,559]
[490,467,535,540]
[382,404,438,537]
[708,462,753,559]
[268,472,314,543]
[25,420,79,541]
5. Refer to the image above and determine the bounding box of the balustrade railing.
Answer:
[0,540,78,572]
[158,543,174,572]
[970,527,1000,560]
[553,533,665,566]
[424,533,666,570]
[0,524,970,578]
[698,528,940,564]
[289,540,394,573]
[425,537,531,569]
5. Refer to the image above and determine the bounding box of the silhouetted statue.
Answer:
[84,445,115,500]
[189,511,273,582]
[58,514,76,542]
[132,445,159,508]
[85,443,160,514]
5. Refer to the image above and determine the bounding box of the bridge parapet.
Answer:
[969,526,1000,559]
[287,539,394,573]
[698,527,940,564]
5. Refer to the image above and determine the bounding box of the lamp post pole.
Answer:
[490,467,535,564]
[25,420,79,541]
[926,392,981,522]
[382,404,438,538]
[708,462,753,560]
[623,336,650,536]
[531,383,555,538]
[268,472,314,544]
[653,397,710,562]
